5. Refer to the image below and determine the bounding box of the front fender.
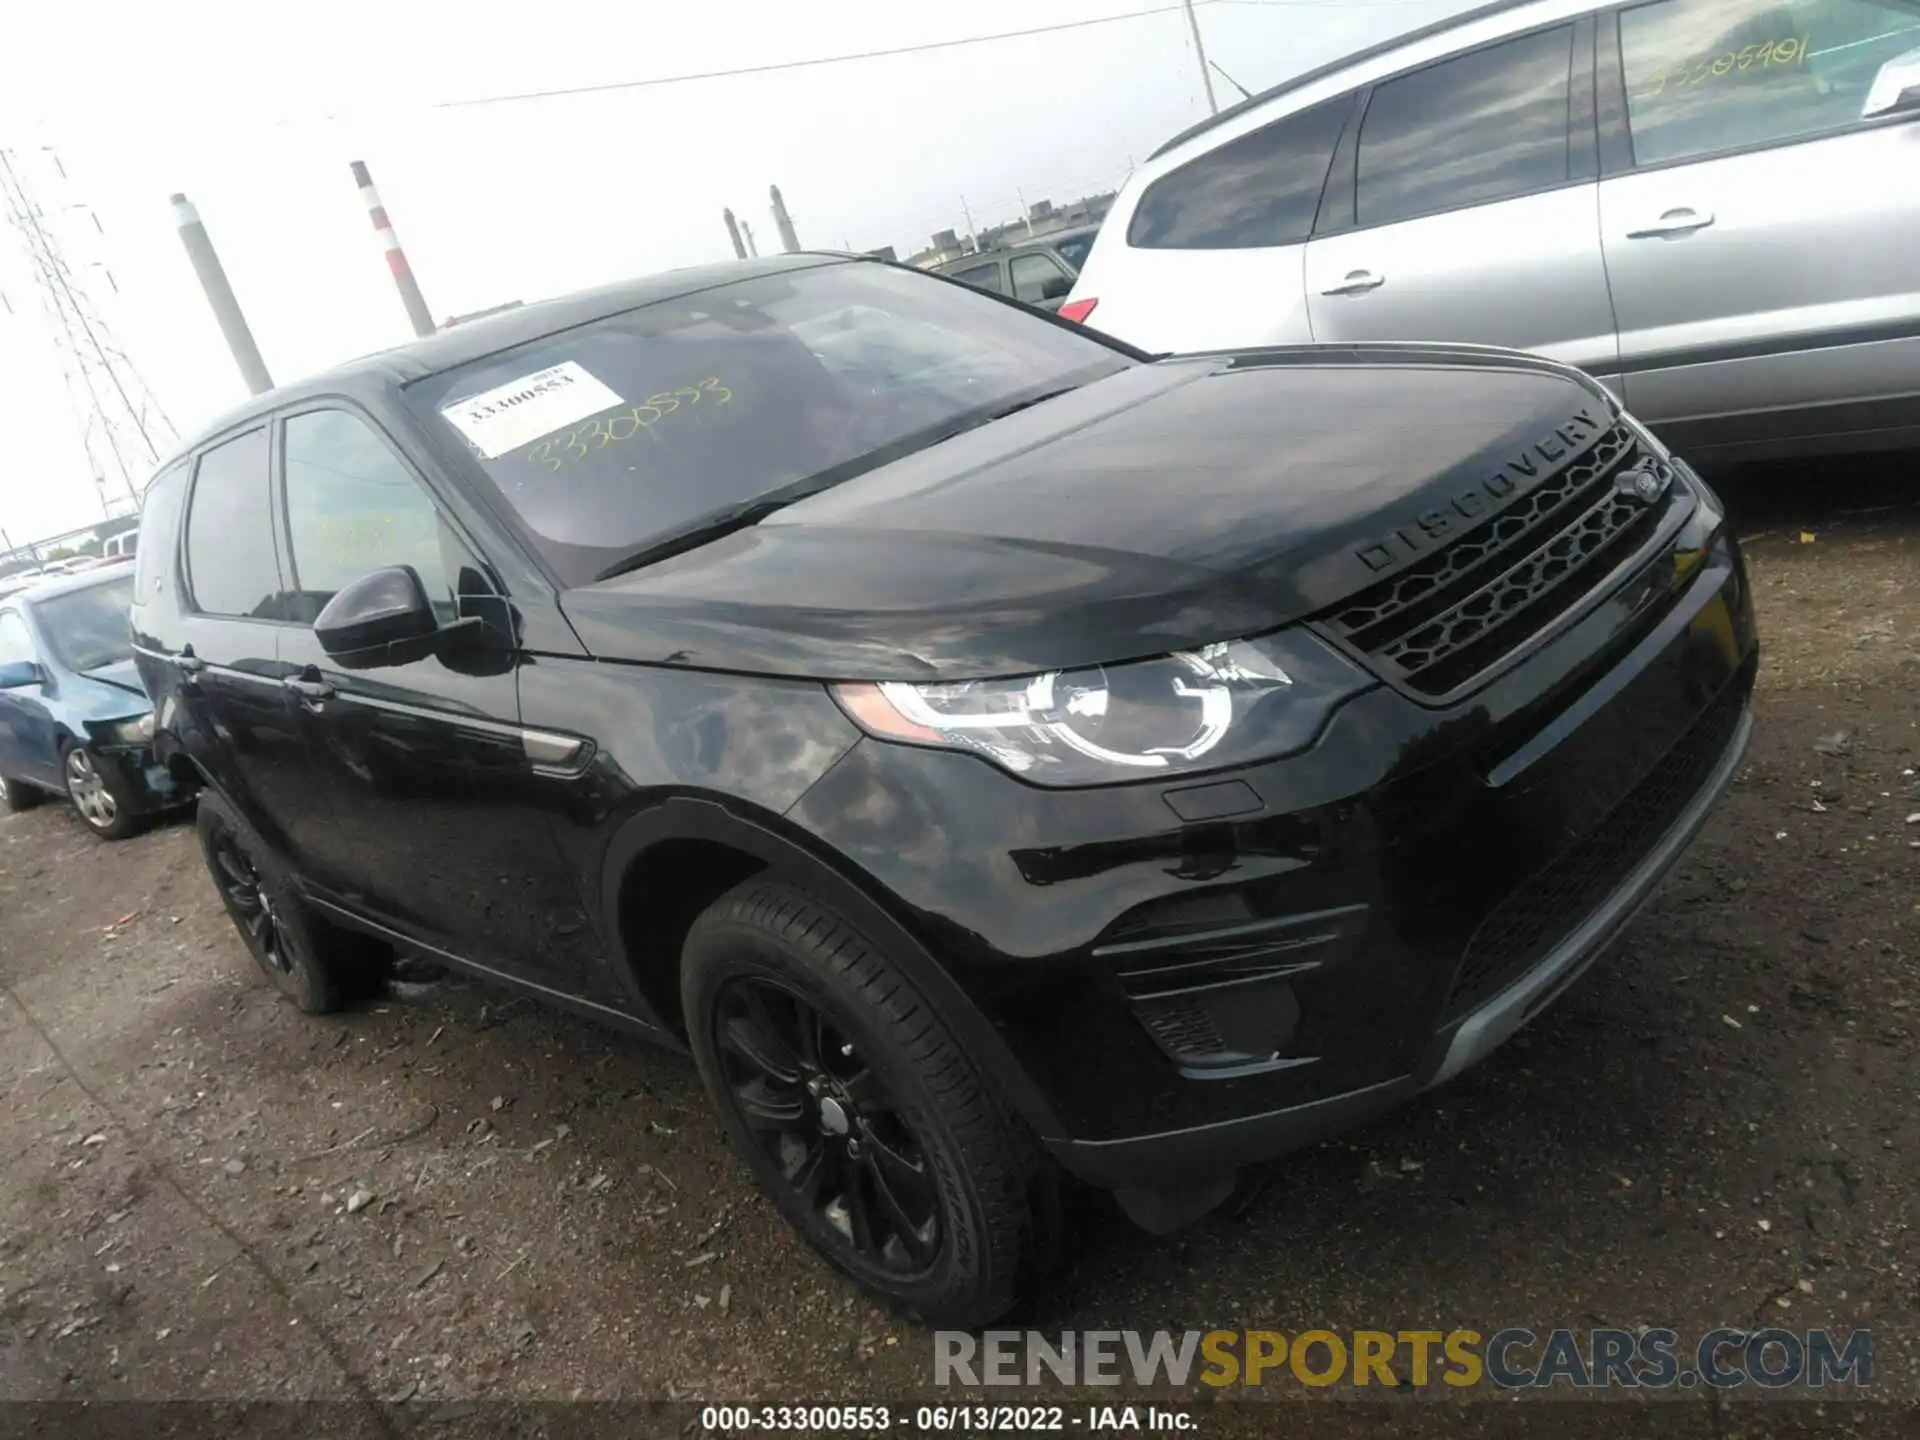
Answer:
[597,794,1070,1143]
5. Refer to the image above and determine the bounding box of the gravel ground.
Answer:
[1,470,1915,1439]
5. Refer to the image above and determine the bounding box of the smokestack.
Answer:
[350,160,435,338]
[770,185,800,253]
[169,193,273,395]
[723,208,747,260]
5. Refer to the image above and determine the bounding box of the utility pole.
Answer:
[1183,0,1220,115]
[350,160,434,338]
[722,208,747,259]
[769,185,801,253]
[1016,188,1034,238]
[959,195,978,252]
[168,193,274,396]
[740,220,759,257]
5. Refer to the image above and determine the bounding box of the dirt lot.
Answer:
[2,470,1916,1438]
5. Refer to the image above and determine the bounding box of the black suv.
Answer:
[134,255,1757,1325]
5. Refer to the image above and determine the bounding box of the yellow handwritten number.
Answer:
[521,376,734,470]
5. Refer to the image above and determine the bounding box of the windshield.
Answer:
[37,574,135,673]
[405,261,1131,585]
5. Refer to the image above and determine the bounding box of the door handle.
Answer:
[172,648,206,675]
[1321,269,1385,296]
[284,677,335,704]
[1626,208,1715,239]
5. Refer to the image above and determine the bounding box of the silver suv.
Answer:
[1066,0,1920,464]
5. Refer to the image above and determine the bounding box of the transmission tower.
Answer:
[0,146,177,519]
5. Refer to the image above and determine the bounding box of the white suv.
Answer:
[1065,0,1920,464]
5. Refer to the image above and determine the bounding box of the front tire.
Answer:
[683,879,1050,1327]
[195,791,389,1014]
[62,744,142,840]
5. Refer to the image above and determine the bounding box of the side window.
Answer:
[1128,96,1350,249]
[1009,253,1073,304]
[1619,0,1920,166]
[281,408,460,624]
[184,429,280,620]
[1052,233,1097,270]
[132,462,189,605]
[948,262,1005,294]
[1355,26,1576,229]
[0,611,34,667]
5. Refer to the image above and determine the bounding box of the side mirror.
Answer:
[0,660,43,689]
[1863,47,1920,119]
[313,566,439,658]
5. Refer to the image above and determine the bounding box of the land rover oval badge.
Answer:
[1615,465,1670,505]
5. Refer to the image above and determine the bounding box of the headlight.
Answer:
[107,712,155,746]
[832,630,1371,786]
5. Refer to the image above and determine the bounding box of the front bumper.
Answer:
[96,743,190,814]
[788,501,1758,1192]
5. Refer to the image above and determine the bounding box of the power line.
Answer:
[0,148,175,519]
[432,3,1221,112]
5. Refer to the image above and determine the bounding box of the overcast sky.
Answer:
[0,0,1468,545]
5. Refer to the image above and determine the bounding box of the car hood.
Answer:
[561,346,1620,681]
[80,658,149,699]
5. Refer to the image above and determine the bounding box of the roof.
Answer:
[1147,0,1541,161]
[160,252,857,468]
[5,560,135,607]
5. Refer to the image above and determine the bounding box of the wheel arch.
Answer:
[599,797,1067,1142]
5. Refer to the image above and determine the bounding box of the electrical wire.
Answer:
[432,2,1225,111]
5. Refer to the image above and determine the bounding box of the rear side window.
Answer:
[184,428,279,619]
[1009,252,1073,304]
[948,261,1005,294]
[1052,233,1097,270]
[1355,25,1576,228]
[1127,96,1350,249]
[132,462,188,606]
[282,409,460,623]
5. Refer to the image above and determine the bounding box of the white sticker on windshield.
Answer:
[439,361,623,459]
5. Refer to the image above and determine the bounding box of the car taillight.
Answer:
[1058,297,1098,325]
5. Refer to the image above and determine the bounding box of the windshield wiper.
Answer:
[590,382,1090,584]
[592,486,825,582]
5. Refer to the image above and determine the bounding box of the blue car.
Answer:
[0,564,188,839]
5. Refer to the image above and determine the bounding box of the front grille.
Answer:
[1320,424,1673,699]
[1443,684,1746,1020]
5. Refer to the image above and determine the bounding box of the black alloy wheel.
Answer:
[712,976,940,1275]
[195,791,388,1014]
[683,879,1053,1326]
[210,830,294,979]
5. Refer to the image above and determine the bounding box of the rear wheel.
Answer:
[196,791,389,1014]
[683,879,1051,1327]
[63,744,142,840]
[0,776,44,812]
